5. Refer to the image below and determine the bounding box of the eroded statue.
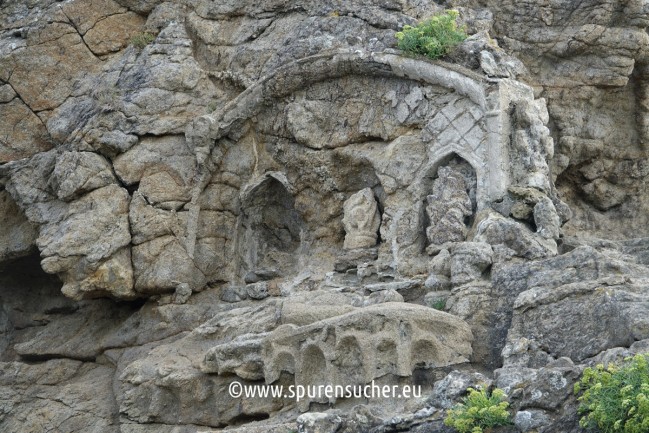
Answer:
[426,166,473,246]
[342,188,381,249]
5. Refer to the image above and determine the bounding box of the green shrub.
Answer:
[432,299,446,311]
[395,10,467,60]
[444,387,512,433]
[574,353,649,433]
[130,32,156,49]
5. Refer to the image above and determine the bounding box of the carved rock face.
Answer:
[342,188,381,250]
[426,164,475,246]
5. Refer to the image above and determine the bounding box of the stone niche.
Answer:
[237,172,305,279]
[184,49,554,283]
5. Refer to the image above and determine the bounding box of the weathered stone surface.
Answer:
[263,303,473,411]
[52,151,116,201]
[13,298,137,360]
[116,301,283,427]
[342,188,381,250]
[363,288,404,306]
[132,235,205,294]
[425,161,475,246]
[450,242,493,285]
[114,135,195,208]
[474,211,557,260]
[334,248,379,272]
[84,12,145,55]
[38,185,133,298]
[297,412,342,433]
[0,190,36,261]
[280,292,359,327]
[129,192,187,245]
[495,364,579,412]
[247,281,270,300]
[423,290,451,309]
[508,275,649,363]
[0,360,119,433]
[0,97,51,162]
[533,197,561,240]
[501,246,649,365]
[514,409,554,432]
[203,333,267,380]
[2,0,649,432]
[426,370,492,409]
[220,285,248,303]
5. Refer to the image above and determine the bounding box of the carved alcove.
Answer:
[237,173,305,279]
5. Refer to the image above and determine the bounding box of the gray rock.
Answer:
[52,151,116,201]
[514,409,553,432]
[502,246,649,364]
[297,412,342,433]
[244,271,261,284]
[1,1,647,433]
[246,281,270,300]
[264,303,473,410]
[203,333,267,380]
[365,280,416,292]
[424,274,451,292]
[424,290,451,309]
[495,365,579,412]
[334,248,379,272]
[0,360,119,433]
[581,178,628,211]
[364,289,404,306]
[427,370,493,409]
[173,283,192,304]
[533,197,561,240]
[474,211,557,260]
[428,248,451,277]
[0,190,36,262]
[450,242,493,285]
[221,285,248,303]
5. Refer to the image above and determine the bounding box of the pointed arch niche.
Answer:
[237,172,305,279]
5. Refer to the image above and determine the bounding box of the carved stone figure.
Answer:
[342,188,381,249]
[426,165,474,246]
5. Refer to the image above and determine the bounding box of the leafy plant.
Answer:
[574,353,649,433]
[432,299,446,311]
[130,32,156,49]
[444,387,512,433]
[395,10,467,60]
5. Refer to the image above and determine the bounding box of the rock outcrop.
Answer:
[1,0,649,432]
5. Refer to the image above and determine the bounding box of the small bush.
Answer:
[395,10,467,60]
[444,387,512,433]
[130,32,156,49]
[574,353,649,433]
[432,299,446,311]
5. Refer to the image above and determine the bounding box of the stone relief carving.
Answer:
[342,188,381,249]
[202,302,473,411]
[425,159,477,247]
